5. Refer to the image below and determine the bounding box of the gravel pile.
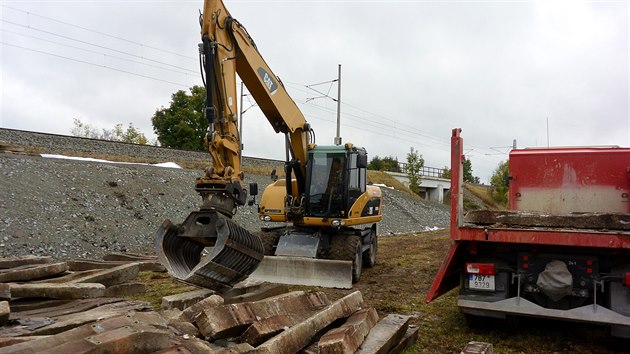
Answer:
[0,129,450,260]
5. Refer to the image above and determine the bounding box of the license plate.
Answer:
[469,274,495,291]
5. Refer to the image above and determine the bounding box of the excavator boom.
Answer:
[156,0,382,292]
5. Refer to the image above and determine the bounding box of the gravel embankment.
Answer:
[0,129,450,260]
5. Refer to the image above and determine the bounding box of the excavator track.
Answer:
[155,210,264,293]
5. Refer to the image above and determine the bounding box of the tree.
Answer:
[463,157,480,184]
[71,119,147,145]
[490,160,509,205]
[71,118,100,139]
[367,155,401,172]
[152,85,207,151]
[406,147,424,194]
[115,123,148,144]
[440,166,451,179]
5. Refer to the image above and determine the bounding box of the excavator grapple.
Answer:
[155,210,264,292]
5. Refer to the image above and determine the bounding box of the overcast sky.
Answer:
[1,0,628,183]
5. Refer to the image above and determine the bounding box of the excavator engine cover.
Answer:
[155,210,264,292]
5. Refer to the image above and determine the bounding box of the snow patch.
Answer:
[40,154,182,169]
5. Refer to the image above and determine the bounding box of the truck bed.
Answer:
[464,210,630,231]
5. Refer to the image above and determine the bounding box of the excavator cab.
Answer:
[305,145,368,219]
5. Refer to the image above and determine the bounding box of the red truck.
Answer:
[426,128,630,338]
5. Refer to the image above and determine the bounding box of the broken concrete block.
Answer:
[104,282,147,297]
[461,341,494,354]
[355,314,411,354]
[318,307,379,354]
[161,288,215,310]
[252,291,364,354]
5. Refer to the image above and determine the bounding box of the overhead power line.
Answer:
[2,29,194,76]
[2,42,189,87]
[2,19,198,74]
[1,4,196,61]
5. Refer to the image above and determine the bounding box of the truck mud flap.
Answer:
[155,211,264,293]
[248,256,353,289]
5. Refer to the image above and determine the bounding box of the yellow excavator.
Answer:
[156,0,382,292]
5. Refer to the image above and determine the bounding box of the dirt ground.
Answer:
[137,230,621,353]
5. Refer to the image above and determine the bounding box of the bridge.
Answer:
[385,165,451,203]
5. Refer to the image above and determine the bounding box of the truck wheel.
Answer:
[330,235,363,283]
[363,232,377,268]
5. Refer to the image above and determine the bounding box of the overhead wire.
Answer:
[2,42,189,87]
[2,29,194,76]
[1,4,197,61]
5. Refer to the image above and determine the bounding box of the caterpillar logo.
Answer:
[257,67,278,95]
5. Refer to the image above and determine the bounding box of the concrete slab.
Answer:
[161,289,215,310]
[196,291,330,340]
[318,307,379,354]
[252,291,364,354]
[355,314,411,354]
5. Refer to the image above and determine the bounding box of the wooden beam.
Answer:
[355,314,411,354]
[318,307,379,354]
[196,291,330,340]
[9,283,106,299]
[160,289,215,310]
[0,256,53,269]
[0,262,68,282]
[252,291,364,354]
[69,263,139,287]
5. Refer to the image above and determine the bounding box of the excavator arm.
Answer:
[196,0,311,214]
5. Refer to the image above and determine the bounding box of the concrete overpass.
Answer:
[385,171,451,203]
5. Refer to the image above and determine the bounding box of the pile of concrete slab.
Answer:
[0,255,418,353]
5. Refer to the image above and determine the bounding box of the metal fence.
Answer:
[397,163,447,178]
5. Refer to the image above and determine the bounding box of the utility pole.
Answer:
[334,64,342,146]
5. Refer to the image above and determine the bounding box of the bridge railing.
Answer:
[397,163,448,178]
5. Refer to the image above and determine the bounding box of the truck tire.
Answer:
[330,234,363,283]
[363,231,377,268]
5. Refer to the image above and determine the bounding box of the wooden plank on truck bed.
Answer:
[0,262,68,283]
[464,210,630,231]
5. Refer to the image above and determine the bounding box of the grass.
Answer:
[368,170,419,198]
[127,230,620,353]
[464,184,506,210]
